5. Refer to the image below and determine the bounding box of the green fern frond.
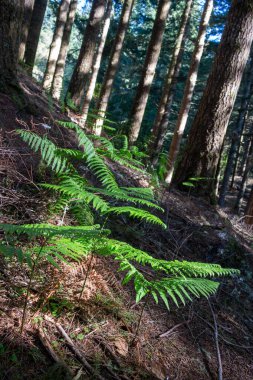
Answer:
[106,207,166,228]
[0,223,110,239]
[17,130,68,173]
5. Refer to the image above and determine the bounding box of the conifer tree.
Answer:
[245,185,253,225]
[94,0,135,136]
[219,48,253,206]
[0,0,24,92]
[18,0,35,62]
[81,0,113,125]
[51,0,78,100]
[128,0,172,145]
[24,0,48,71]
[164,0,213,185]
[150,0,193,166]
[173,0,253,200]
[43,0,71,91]
[67,0,107,107]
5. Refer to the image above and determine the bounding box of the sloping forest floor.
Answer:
[0,70,253,380]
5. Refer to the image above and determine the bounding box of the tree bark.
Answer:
[234,136,253,213]
[43,0,71,91]
[51,0,78,101]
[24,0,48,71]
[0,0,24,92]
[149,0,193,167]
[164,0,213,185]
[80,0,113,126]
[173,0,253,201]
[67,0,107,107]
[219,48,253,207]
[94,0,135,136]
[128,0,172,145]
[18,0,35,62]
[245,185,253,225]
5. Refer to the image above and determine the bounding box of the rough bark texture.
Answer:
[164,0,213,185]
[18,0,35,61]
[128,0,172,145]
[81,0,112,125]
[51,0,78,100]
[219,48,253,206]
[173,0,253,200]
[149,0,193,166]
[43,0,71,91]
[24,0,48,70]
[67,0,107,107]
[0,0,24,92]
[94,0,135,135]
[245,185,253,224]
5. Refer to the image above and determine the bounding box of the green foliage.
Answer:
[8,121,239,318]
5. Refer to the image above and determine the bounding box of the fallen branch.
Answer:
[208,300,223,380]
[45,316,106,380]
[159,320,191,338]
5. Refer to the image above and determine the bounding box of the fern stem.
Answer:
[20,240,46,334]
[79,254,94,300]
[132,294,149,344]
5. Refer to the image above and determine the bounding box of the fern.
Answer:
[106,207,167,228]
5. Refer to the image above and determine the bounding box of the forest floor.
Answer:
[0,70,253,380]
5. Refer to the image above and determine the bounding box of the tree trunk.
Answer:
[218,48,253,207]
[18,0,35,62]
[149,0,193,167]
[173,0,253,201]
[67,0,107,107]
[164,0,213,185]
[128,0,172,145]
[234,136,253,213]
[24,0,48,71]
[43,0,71,91]
[51,0,78,101]
[80,0,113,126]
[94,0,135,136]
[0,0,24,92]
[245,185,253,225]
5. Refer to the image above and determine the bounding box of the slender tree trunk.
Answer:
[51,0,78,100]
[24,0,48,71]
[219,49,253,207]
[149,0,193,166]
[18,0,35,62]
[234,136,253,213]
[67,0,107,107]
[238,122,253,179]
[81,0,113,125]
[128,0,172,145]
[164,0,213,185]
[245,185,253,225]
[43,0,71,91]
[94,0,135,136]
[173,0,253,201]
[0,0,24,92]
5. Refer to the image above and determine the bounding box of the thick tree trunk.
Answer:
[24,0,48,71]
[245,185,253,225]
[173,0,253,201]
[18,0,35,62]
[94,0,135,136]
[43,0,71,91]
[164,0,213,185]
[0,0,24,92]
[67,0,107,107]
[128,0,172,145]
[219,49,253,207]
[51,0,78,100]
[149,0,193,166]
[234,136,253,213]
[81,0,113,126]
